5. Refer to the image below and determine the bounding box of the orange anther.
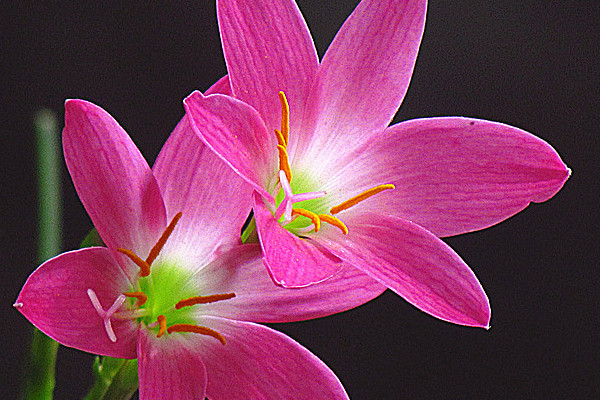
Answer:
[167,324,227,345]
[277,145,292,183]
[330,184,395,215]
[278,91,290,146]
[117,248,151,277]
[275,129,286,148]
[156,315,167,338]
[123,291,148,306]
[175,293,236,310]
[146,212,183,266]
[292,208,321,232]
[319,214,349,235]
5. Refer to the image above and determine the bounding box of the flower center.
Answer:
[87,212,235,344]
[267,91,395,235]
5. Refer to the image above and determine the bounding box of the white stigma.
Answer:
[274,170,326,223]
[87,289,126,343]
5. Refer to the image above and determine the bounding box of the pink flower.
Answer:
[183,0,569,328]
[14,100,384,399]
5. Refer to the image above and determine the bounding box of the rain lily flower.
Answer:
[183,0,569,328]
[15,100,384,399]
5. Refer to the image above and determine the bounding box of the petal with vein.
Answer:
[63,100,167,275]
[199,316,350,400]
[153,117,253,270]
[253,191,343,288]
[15,248,138,358]
[330,117,570,237]
[186,244,385,323]
[184,91,277,201]
[311,212,491,328]
[138,328,208,400]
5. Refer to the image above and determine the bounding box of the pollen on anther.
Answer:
[175,293,236,309]
[278,91,290,146]
[156,315,167,338]
[167,324,227,345]
[123,291,148,306]
[277,145,292,182]
[330,184,396,215]
[319,214,349,235]
[292,208,321,232]
[117,248,151,277]
[146,212,183,266]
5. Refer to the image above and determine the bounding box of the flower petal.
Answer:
[330,117,571,237]
[15,248,138,358]
[184,91,277,201]
[217,0,318,135]
[198,316,349,400]
[311,212,491,328]
[205,74,232,96]
[63,100,167,268]
[185,244,385,323]
[253,191,343,288]
[298,0,426,164]
[153,116,253,271]
[138,328,208,400]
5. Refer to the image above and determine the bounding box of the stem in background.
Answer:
[21,109,62,400]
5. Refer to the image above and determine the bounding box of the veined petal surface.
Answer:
[184,91,277,201]
[15,248,138,358]
[199,316,350,400]
[186,244,385,323]
[330,117,570,237]
[253,191,343,287]
[153,116,252,270]
[298,0,426,165]
[311,212,491,328]
[217,0,318,137]
[63,100,167,273]
[138,329,208,400]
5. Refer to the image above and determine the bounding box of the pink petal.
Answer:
[217,0,318,137]
[184,91,277,201]
[205,74,232,96]
[311,212,491,328]
[15,248,138,358]
[253,191,343,288]
[332,117,571,237]
[298,0,426,164]
[63,100,167,274]
[198,316,349,400]
[152,116,253,270]
[138,328,207,400]
[187,244,385,323]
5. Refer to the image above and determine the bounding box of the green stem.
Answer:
[21,110,62,399]
[83,358,138,400]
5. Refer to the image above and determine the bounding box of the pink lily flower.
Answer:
[14,100,384,399]
[183,0,569,328]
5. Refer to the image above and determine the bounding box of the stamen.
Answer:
[319,214,349,235]
[156,315,167,338]
[330,184,395,215]
[277,145,292,183]
[87,289,126,343]
[275,129,286,148]
[278,91,290,146]
[146,212,183,266]
[175,293,236,310]
[123,291,148,306]
[292,208,321,232]
[167,324,227,345]
[117,248,151,277]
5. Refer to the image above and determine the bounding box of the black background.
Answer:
[2,1,598,398]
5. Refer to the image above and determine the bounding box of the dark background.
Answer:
[2,1,598,398]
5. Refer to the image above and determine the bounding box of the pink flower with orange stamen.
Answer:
[14,100,384,399]
[183,0,570,328]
